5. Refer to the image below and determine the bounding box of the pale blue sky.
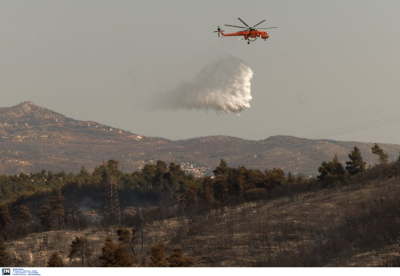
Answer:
[1,1,400,144]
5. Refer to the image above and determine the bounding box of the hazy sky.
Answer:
[2,0,400,144]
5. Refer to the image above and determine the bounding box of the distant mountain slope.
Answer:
[0,101,72,125]
[1,102,399,176]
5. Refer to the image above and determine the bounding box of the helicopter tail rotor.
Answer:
[213,26,224,37]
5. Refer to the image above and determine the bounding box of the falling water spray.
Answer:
[154,56,253,115]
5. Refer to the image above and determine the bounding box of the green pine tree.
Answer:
[318,154,346,184]
[371,143,388,164]
[345,147,366,175]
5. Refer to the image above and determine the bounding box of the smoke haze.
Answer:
[154,56,253,115]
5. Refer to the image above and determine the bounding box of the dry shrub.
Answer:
[258,236,352,267]
[342,194,400,250]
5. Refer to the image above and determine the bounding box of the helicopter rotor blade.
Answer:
[225,24,246,28]
[257,27,277,29]
[252,20,265,28]
[237,17,250,28]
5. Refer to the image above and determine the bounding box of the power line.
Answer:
[303,114,400,139]
[238,102,400,140]
[183,111,400,163]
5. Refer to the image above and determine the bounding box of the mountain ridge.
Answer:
[0,101,72,125]
[1,102,399,176]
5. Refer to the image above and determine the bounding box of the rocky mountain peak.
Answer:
[13,101,38,114]
[0,102,71,125]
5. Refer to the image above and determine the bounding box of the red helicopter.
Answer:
[214,17,277,44]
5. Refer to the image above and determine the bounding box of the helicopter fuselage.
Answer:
[219,30,270,40]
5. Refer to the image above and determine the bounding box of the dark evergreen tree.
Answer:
[0,204,13,240]
[371,143,388,164]
[178,187,198,212]
[47,171,54,180]
[107,159,121,175]
[47,251,63,267]
[211,159,232,206]
[213,178,228,205]
[38,204,52,231]
[318,154,346,184]
[48,188,65,229]
[76,166,91,184]
[213,159,229,178]
[141,164,156,188]
[345,147,366,175]
[165,162,186,192]
[265,168,285,187]
[226,166,246,198]
[65,205,83,229]
[202,177,216,204]
[332,154,346,176]
[18,205,31,223]
[68,237,89,267]
[17,205,32,237]
[287,172,295,184]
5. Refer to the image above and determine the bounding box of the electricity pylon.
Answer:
[103,166,121,225]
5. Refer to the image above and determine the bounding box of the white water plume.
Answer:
[154,56,254,115]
